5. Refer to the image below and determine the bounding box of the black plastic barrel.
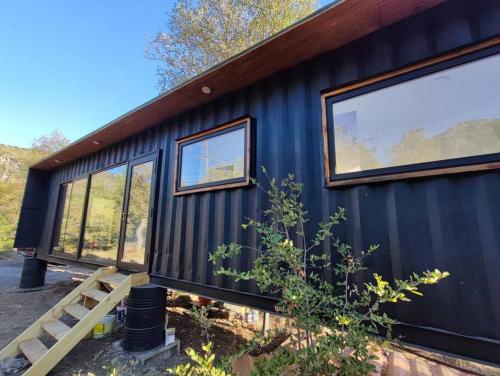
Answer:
[124,284,166,351]
[19,257,47,289]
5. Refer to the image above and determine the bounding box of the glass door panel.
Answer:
[52,178,87,257]
[81,164,127,264]
[118,155,157,271]
[120,161,153,265]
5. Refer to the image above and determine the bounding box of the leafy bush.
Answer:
[219,328,289,372]
[168,342,228,376]
[190,302,214,343]
[209,168,449,375]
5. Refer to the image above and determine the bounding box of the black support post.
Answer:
[19,257,47,289]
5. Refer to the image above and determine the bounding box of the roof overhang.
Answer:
[32,0,444,170]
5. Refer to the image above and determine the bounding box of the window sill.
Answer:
[326,161,500,187]
[173,179,251,196]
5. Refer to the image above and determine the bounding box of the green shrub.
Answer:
[190,302,214,343]
[209,168,449,375]
[168,342,228,376]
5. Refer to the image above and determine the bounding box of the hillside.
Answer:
[0,144,47,251]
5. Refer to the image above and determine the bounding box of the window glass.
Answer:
[331,53,500,174]
[179,126,246,188]
[121,161,153,264]
[81,165,126,264]
[52,179,87,256]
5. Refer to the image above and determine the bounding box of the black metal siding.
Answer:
[14,169,50,248]
[26,0,500,362]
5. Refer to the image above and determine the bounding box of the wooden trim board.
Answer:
[173,117,252,196]
[321,37,500,187]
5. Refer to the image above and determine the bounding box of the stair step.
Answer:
[42,320,71,341]
[98,273,127,287]
[19,338,48,364]
[81,288,108,302]
[432,365,460,376]
[388,352,411,376]
[410,358,432,376]
[0,267,144,376]
[369,349,386,376]
[64,303,91,320]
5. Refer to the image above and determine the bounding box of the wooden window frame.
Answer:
[173,117,252,196]
[321,37,500,188]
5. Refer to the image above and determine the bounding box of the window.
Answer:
[323,43,500,186]
[174,117,252,195]
[52,179,87,256]
[80,165,127,264]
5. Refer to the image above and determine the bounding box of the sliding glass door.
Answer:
[118,155,157,271]
[80,164,127,264]
[52,178,87,257]
[50,152,158,271]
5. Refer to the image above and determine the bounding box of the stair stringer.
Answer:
[0,266,150,376]
[23,271,148,376]
[0,266,117,361]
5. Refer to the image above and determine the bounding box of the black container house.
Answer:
[14,0,500,363]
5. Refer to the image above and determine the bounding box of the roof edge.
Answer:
[31,0,344,169]
[32,0,446,170]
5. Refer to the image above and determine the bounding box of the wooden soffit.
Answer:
[33,0,444,170]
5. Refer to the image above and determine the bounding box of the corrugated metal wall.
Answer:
[14,169,50,248]
[32,0,500,362]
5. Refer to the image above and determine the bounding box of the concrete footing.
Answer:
[112,339,180,365]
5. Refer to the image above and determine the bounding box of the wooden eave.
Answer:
[32,0,444,170]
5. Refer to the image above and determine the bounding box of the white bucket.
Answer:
[165,326,176,346]
[93,314,115,338]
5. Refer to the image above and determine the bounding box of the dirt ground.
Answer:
[0,251,498,376]
[0,252,261,376]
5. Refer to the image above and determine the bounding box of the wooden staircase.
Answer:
[0,266,149,376]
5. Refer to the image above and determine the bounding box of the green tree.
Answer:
[390,119,500,167]
[210,169,449,375]
[0,131,70,252]
[333,126,381,173]
[146,0,318,91]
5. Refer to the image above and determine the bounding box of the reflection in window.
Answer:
[331,53,500,174]
[121,161,153,264]
[52,179,87,256]
[81,165,126,264]
[179,125,246,189]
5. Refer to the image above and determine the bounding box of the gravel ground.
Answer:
[2,251,495,376]
[0,251,252,375]
[0,251,91,290]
